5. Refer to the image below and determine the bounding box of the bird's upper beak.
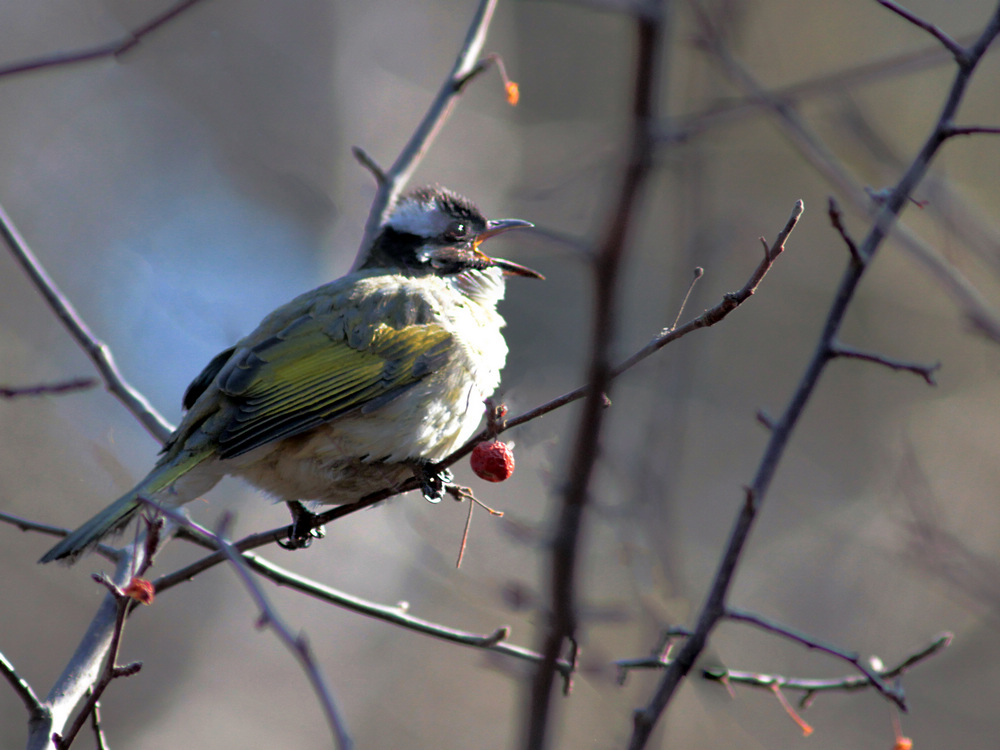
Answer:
[475,218,544,279]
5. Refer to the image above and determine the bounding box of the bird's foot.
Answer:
[278,501,326,550]
[415,463,454,504]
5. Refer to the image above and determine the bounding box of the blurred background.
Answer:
[2,0,1000,747]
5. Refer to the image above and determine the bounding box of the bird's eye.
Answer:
[444,221,467,242]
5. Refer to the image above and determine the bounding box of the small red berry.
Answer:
[471,440,515,482]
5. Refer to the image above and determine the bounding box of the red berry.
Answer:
[470,440,515,482]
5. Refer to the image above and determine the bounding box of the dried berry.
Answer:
[471,440,515,482]
[124,577,155,605]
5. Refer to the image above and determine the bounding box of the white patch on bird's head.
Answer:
[386,194,454,239]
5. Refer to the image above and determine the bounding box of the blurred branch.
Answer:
[353,0,502,266]
[0,0,207,79]
[686,0,1000,343]
[524,2,666,747]
[830,342,940,385]
[662,33,976,142]
[628,5,1000,748]
[704,631,953,708]
[873,0,966,59]
[0,378,97,400]
[0,204,174,442]
[0,650,42,718]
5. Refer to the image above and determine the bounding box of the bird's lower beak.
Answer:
[475,218,544,279]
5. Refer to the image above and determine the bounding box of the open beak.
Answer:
[475,218,544,279]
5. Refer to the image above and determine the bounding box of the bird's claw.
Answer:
[280,501,325,550]
[417,465,454,504]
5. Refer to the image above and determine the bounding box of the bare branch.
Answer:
[0,378,97,400]
[0,650,42,717]
[0,204,173,443]
[525,4,666,746]
[0,0,207,79]
[723,608,906,710]
[141,502,353,750]
[353,0,501,267]
[145,528,574,680]
[628,5,1000,748]
[704,631,952,707]
[828,197,863,265]
[830,341,940,384]
[53,572,144,750]
[686,0,1000,340]
[942,125,1000,137]
[873,1,967,60]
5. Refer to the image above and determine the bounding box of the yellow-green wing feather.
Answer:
[212,317,453,459]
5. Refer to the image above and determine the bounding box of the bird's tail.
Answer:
[38,490,144,564]
[39,449,213,564]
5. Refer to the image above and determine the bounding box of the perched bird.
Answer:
[40,186,540,563]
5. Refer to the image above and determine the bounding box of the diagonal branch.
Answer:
[873,0,967,60]
[0,204,173,442]
[628,6,1000,748]
[352,0,502,266]
[0,0,208,80]
[139,501,353,750]
[0,650,42,718]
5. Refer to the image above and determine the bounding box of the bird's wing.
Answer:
[206,311,454,459]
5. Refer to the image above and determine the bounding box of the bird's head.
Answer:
[361,187,542,280]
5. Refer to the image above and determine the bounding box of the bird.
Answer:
[40,186,541,564]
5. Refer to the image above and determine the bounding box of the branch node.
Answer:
[828,196,863,265]
[351,146,388,186]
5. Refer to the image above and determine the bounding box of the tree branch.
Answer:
[352,0,502,266]
[873,0,966,60]
[628,5,1000,748]
[0,0,208,80]
[139,502,353,750]
[0,204,173,442]
[704,631,952,707]
[723,608,906,710]
[0,650,42,718]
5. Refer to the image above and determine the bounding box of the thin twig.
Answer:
[873,0,966,60]
[723,608,905,709]
[216,518,353,750]
[55,574,144,750]
[704,631,952,708]
[830,341,940,385]
[145,528,573,679]
[0,0,208,79]
[89,696,109,750]
[628,6,1000,747]
[685,0,1000,342]
[353,0,501,267]
[942,125,1000,137]
[0,203,173,442]
[0,650,42,717]
[0,511,121,562]
[828,197,863,266]
[0,378,97,400]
